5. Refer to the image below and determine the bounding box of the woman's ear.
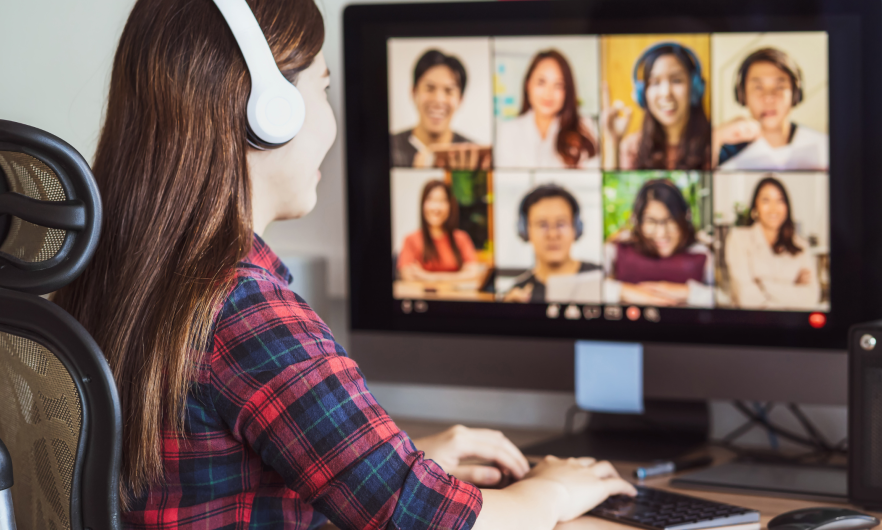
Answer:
[750,209,759,220]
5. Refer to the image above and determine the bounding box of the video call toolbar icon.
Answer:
[414,300,428,313]
[547,304,561,319]
[644,307,661,323]
[626,306,641,321]
[402,300,413,314]
[564,304,581,320]
[583,306,601,320]
[604,305,623,321]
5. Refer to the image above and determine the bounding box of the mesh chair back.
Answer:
[0,332,82,530]
[0,121,120,530]
[0,120,101,295]
[0,151,69,264]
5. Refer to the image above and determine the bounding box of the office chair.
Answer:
[0,120,121,530]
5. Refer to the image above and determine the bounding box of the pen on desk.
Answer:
[634,455,713,480]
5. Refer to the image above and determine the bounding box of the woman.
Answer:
[604,179,714,307]
[54,0,633,528]
[495,49,599,169]
[725,176,820,310]
[398,180,484,282]
[713,47,828,170]
[603,43,711,171]
[390,49,489,170]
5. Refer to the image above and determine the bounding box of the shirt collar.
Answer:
[244,233,293,284]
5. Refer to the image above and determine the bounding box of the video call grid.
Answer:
[387,32,831,314]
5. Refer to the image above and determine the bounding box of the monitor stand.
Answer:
[522,399,709,462]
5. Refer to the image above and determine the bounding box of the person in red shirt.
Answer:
[398,180,485,283]
[54,0,635,526]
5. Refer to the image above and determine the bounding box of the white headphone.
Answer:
[212,0,306,149]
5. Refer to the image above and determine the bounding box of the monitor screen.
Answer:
[345,0,882,349]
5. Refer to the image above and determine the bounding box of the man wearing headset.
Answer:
[505,184,602,303]
[713,47,829,170]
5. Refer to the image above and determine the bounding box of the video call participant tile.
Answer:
[493,170,604,304]
[601,171,715,308]
[713,171,830,311]
[711,32,829,172]
[388,38,494,171]
[600,34,712,172]
[390,168,494,302]
[493,36,601,170]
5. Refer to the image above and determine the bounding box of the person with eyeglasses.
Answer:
[505,184,602,303]
[603,179,714,307]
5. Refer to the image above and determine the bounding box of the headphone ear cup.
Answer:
[632,81,647,109]
[792,86,803,107]
[691,75,706,107]
[574,215,583,240]
[246,79,305,148]
[518,212,529,242]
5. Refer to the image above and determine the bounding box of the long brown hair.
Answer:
[520,49,597,168]
[419,180,462,267]
[53,0,324,504]
[630,179,696,257]
[634,45,710,170]
[748,175,802,255]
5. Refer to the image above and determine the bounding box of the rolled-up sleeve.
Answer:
[209,270,482,530]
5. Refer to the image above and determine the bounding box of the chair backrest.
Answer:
[0,120,120,530]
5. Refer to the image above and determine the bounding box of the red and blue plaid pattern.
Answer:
[122,235,482,529]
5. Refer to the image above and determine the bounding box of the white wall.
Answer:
[0,0,136,159]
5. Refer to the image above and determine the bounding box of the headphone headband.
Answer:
[212,0,305,148]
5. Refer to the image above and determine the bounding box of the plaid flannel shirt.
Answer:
[122,235,482,529]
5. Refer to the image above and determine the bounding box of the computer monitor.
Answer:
[342,0,882,406]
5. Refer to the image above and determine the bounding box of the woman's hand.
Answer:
[412,425,531,486]
[525,456,637,522]
[638,281,690,304]
[795,268,812,285]
[504,284,534,303]
[601,82,633,142]
[620,283,681,306]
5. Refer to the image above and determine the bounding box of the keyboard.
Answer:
[588,485,760,530]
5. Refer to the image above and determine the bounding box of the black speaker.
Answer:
[848,321,882,509]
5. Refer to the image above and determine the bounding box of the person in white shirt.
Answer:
[713,47,828,171]
[725,176,820,310]
[495,49,599,169]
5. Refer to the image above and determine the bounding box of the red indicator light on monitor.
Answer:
[809,313,826,329]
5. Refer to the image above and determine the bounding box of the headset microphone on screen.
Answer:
[212,0,306,149]
[632,42,706,109]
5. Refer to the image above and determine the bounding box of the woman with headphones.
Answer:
[603,42,711,170]
[54,0,634,527]
[713,48,828,170]
[603,180,714,307]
